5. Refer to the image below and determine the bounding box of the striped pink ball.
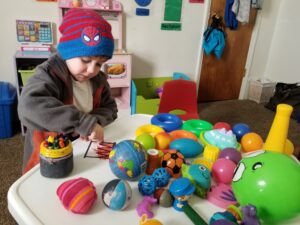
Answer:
[57,177,97,214]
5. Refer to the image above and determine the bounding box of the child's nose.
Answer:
[87,64,98,75]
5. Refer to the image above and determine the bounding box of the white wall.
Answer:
[247,0,300,83]
[264,0,300,82]
[2,1,298,95]
[124,1,205,78]
[0,0,205,87]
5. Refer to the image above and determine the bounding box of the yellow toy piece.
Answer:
[193,145,220,170]
[139,214,163,225]
[47,135,55,143]
[135,124,164,137]
[264,104,293,153]
[284,139,294,155]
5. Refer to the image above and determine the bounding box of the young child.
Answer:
[18,8,118,173]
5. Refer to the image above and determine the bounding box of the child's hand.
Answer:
[88,124,104,142]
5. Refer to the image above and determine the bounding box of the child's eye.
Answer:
[81,58,91,63]
[96,63,102,67]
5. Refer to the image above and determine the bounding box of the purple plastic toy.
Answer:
[136,196,157,218]
[241,205,261,225]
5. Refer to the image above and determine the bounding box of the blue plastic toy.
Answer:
[152,168,171,187]
[138,175,156,196]
[169,177,195,211]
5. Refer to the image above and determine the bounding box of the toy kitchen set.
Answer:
[58,0,132,117]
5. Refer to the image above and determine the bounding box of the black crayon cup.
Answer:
[40,141,73,178]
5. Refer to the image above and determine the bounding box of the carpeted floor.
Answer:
[0,132,23,225]
[1,100,299,225]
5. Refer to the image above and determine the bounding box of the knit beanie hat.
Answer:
[57,8,114,60]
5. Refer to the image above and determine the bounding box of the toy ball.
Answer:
[161,149,185,178]
[169,138,204,158]
[56,177,97,214]
[213,122,231,131]
[241,132,263,153]
[154,132,172,150]
[152,167,171,187]
[138,175,157,196]
[136,133,156,150]
[219,148,242,164]
[154,188,173,207]
[232,150,300,223]
[232,123,251,141]
[102,179,132,211]
[109,140,147,181]
[212,158,236,184]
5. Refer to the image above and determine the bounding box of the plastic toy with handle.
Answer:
[263,104,293,154]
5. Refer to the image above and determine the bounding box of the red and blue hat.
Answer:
[57,8,114,60]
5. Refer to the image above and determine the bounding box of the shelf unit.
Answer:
[14,51,52,135]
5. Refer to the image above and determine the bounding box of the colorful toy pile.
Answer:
[130,104,300,224]
[53,103,299,225]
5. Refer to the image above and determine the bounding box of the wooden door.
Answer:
[198,0,257,101]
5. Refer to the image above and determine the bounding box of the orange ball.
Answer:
[241,132,264,152]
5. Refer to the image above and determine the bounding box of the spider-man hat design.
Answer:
[57,8,114,60]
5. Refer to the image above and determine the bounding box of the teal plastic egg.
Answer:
[169,138,203,158]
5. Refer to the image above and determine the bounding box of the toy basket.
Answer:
[18,69,35,85]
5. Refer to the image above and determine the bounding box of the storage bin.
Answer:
[248,79,276,103]
[0,82,18,138]
[40,138,73,178]
[133,77,172,115]
[18,69,35,85]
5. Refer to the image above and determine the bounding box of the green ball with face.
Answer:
[232,150,300,224]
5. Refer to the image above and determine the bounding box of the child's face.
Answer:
[66,56,108,82]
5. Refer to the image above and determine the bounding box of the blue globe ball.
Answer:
[109,140,147,181]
